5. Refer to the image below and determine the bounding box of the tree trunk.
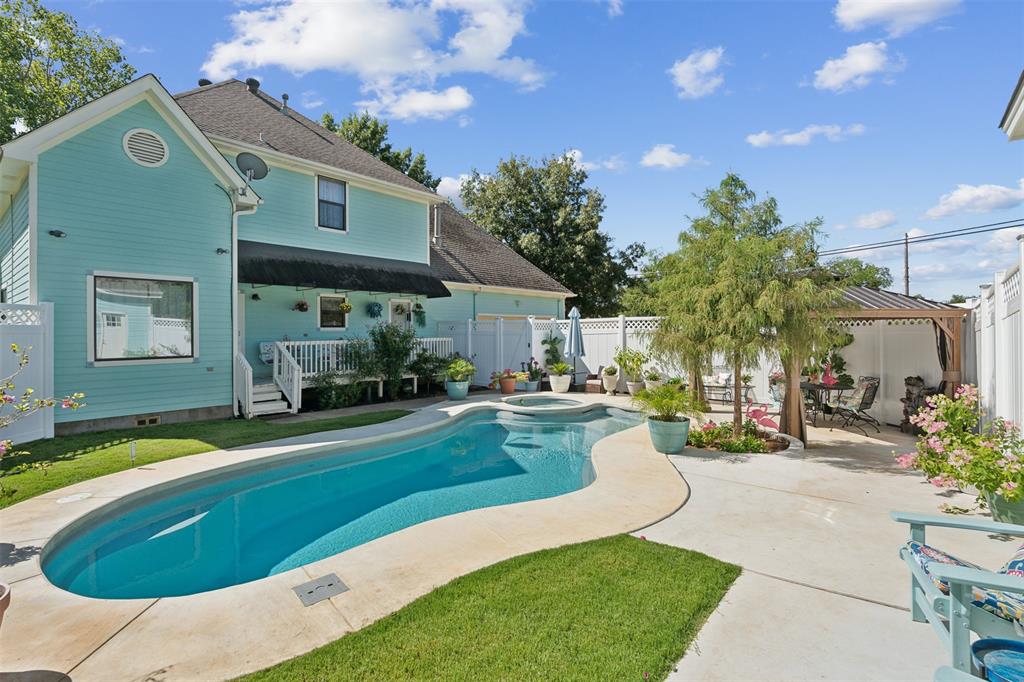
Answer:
[732,356,743,437]
[688,366,707,410]
[780,355,807,443]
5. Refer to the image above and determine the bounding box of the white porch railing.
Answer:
[279,337,455,377]
[234,352,254,418]
[273,342,302,413]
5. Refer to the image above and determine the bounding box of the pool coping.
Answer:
[0,393,689,681]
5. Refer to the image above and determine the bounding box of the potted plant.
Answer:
[895,384,1024,523]
[548,362,572,393]
[293,300,309,312]
[644,370,663,390]
[490,369,518,395]
[412,302,426,327]
[632,384,698,454]
[445,358,476,400]
[338,300,353,314]
[523,359,542,392]
[366,301,383,318]
[602,366,618,395]
[613,347,649,395]
[541,333,563,367]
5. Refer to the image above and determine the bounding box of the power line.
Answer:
[819,218,1024,257]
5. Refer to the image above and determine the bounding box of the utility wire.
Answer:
[819,218,1024,257]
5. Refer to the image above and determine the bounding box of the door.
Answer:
[389,299,412,331]
[99,312,127,358]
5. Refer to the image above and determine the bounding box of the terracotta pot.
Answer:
[602,374,618,395]
[499,377,517,395]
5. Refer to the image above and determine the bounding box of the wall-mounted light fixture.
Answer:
[216,248,229,255]
[251,293,261,301]
[48,229,67,238]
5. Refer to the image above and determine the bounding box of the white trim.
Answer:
[86,271,198,365]
[121,128,169,168]
[1002,77,1024,142]
[441,280,573,299]
[315,175,349,234]
[2,75,258,207]
[317,293,349,331]
[27,163,38,305]
[208,135,441,206]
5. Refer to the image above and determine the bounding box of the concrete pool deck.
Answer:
[0,393,687,681]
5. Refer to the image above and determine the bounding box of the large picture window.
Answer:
[92,276,194,361]
[318,176,347,231]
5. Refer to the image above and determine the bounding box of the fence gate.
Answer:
[437,318,534,386]
[0,303,55,443]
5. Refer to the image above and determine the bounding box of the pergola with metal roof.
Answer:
[837,286,968,396]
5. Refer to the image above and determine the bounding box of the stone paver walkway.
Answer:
[643,421,1016,681]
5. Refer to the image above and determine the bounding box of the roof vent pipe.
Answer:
[198,78,212,87]
[245,78,260,94]
[281,93,289,113]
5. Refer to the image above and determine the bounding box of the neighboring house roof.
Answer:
[430,204,573,296]
[174,80,438,198]
[841,286,961,314]
[999,69,1024,141]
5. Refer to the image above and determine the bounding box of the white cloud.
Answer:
[640,144,705,169]
[987,226,1024,253]
[566,149,625,172]
[299,90,324,109]
[745,123,865,147]
[202,0,543,121]
[437,174,469,203]
[668,47,725,99]
[813,41,904,92]
[854,209,897,230]
[925,179,1024,219]
[607,0,624,17]
[834,0,960,37]
[359,86,473,121]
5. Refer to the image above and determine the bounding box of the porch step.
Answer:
[253,383,283,402]
[251,399,290,416]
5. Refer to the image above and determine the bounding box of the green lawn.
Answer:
[239,535,740,682]
[0,409,410,508]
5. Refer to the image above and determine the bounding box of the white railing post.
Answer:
[618,314,627,391]
[1019,235,1024,427]
[467,318,473,360]
[496,316,504,371]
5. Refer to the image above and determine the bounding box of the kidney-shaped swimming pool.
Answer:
[42,406,641,599]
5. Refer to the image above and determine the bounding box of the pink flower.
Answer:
[926,421,947,434]
[929,476,956,489]
[895,453,918,469]
[1000,481,1019,494]
[925,437,945,453]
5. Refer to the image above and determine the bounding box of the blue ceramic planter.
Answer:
[647,417,691,454]
[445,380,470,400]
[524,381,540,392]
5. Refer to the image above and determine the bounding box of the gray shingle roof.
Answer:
[430,204,573,295]
[174,80,434,195]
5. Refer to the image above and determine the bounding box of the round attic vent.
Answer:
[122,128,168,167]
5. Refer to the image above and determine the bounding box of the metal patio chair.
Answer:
[830,375,880,434]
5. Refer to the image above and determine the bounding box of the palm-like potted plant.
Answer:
[632,384,698,454]
[548,362,572,393]
[602,365,618,395]
[445,358,476,400]
[613,347,649,395]
[644,370,663,390]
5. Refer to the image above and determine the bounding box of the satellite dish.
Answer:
[236,152,268,180]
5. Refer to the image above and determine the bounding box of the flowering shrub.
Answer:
[521,358,543,382]
[895,384,1024,502]
[687,419,768,453]
[1,344,85,498]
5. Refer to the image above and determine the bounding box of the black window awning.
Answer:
[238,241,451,298]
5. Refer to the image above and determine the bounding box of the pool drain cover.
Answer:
[292,573,348,607]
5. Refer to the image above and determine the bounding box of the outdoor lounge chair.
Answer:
[892,511,1024,676]
[829,375,880,434]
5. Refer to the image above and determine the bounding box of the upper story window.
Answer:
[90,275,195,362]
[318,176,347,231]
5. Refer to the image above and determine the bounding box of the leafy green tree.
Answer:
[0,0,136,143]
[321,111,440,190]
[947,293,969,304]
[460,153,644,317]
[825,257,893,289]
[618,251,664,317]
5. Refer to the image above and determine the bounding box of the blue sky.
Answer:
[57,0,1024,300]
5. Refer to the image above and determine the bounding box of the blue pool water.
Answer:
[43,407,640,599]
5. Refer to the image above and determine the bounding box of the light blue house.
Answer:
[0,75,571,433]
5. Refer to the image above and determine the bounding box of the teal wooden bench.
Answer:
[892,511,1024,677]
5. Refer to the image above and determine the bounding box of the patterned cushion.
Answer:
[999,543,1024,578]
[905,541,1024,625]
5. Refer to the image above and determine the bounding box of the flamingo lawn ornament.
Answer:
[745,399,780,430]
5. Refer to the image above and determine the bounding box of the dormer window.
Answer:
[317,176,347,231]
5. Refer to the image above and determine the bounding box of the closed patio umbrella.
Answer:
[565,307,586,386]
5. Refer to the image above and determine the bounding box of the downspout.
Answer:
[216,184,257,417]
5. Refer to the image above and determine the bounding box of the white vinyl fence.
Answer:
[968,235,1024,427]
[0,303,54,443]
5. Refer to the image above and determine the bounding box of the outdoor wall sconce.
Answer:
[216,248,229,254]
[48,229,66,238]
[251,293,261,301]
